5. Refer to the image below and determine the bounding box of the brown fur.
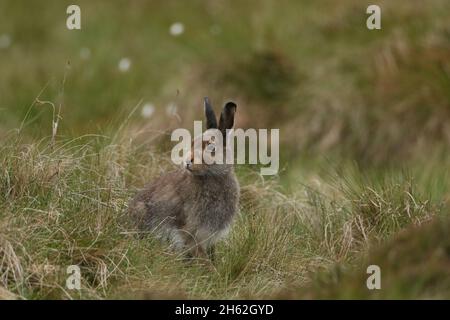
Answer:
[129,98,240,260]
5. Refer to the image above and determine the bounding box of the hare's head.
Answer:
[183,97,237,176]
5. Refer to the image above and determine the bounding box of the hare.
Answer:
[129,97,239,261]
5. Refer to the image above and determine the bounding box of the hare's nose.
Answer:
[184,159,192,170]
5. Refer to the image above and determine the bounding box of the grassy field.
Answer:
[0,0,449,299]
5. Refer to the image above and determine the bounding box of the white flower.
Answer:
[118,57,131,72]
[0,34,11,49]
[169,22,184,36]
[80,47,91,60]
[141,103,155,118]
[166,102,178,116]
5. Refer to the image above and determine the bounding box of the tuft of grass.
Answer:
[278,216,450,299]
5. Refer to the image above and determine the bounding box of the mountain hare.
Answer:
[129,97,239,260]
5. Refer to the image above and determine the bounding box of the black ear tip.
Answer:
[225,101,237,110]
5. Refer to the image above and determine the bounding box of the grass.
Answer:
[0,131,447,299]
[278,216,450,299]
[0,0,449,299]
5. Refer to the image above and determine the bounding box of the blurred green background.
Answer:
[1,0,449,177]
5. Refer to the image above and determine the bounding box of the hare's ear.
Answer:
[219,101,237,138]
[204,97,218,129]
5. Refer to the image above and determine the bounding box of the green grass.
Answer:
[0,132,447,299]
[0,0,449,299]
[278,216,450,299]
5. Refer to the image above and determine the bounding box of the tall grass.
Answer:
[279,216,450,299]
[0,130,446,299]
